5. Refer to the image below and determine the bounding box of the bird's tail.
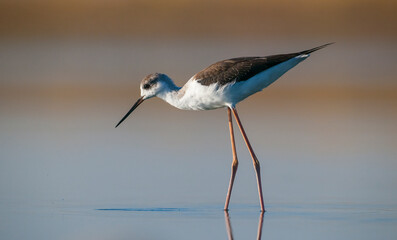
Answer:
[300,42,334,55]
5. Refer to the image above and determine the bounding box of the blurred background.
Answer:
[1,0,396,211]
[1,0,397,239]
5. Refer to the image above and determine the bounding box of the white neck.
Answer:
[156,83,183,109]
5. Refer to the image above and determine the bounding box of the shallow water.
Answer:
[1,40,397,239]
[1,202,396,240]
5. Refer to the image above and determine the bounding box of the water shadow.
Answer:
[96,207,189,212]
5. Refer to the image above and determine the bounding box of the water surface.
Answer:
[1,202,396,240]
[1,40,396,239]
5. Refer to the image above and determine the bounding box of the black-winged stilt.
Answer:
[116,43,332,212]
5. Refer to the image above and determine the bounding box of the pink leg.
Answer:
[231,107,265,212]
[224,107,239,211]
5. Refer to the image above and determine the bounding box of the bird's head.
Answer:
[140,73,173,100]
[115,73,174,128]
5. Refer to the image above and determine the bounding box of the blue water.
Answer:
[1,40,397,239]
[1,202,396,240]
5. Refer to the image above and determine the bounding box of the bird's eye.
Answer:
[143,83,150,89]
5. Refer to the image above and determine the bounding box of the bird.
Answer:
[115,43,333,212]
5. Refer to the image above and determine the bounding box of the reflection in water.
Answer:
[225,211,234,240]
[256,211,264,240]
[225,211,264,240]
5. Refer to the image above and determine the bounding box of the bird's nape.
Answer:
[115,96,145,128]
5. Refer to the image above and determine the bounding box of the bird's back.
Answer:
[194,43,332,87]
[194,54,299,87]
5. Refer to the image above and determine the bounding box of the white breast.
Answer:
[176,79,231,110]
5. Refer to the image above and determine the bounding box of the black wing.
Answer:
[195,43,332,86]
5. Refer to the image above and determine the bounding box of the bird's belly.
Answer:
[179,94,228,110]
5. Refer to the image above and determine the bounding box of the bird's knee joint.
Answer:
[232,159,238,168]
[254,159,260,169]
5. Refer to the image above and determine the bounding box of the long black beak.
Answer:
[115,96,145,128]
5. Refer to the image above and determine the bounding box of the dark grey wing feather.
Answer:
[195,43,333,86]
[195,54,297,86]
